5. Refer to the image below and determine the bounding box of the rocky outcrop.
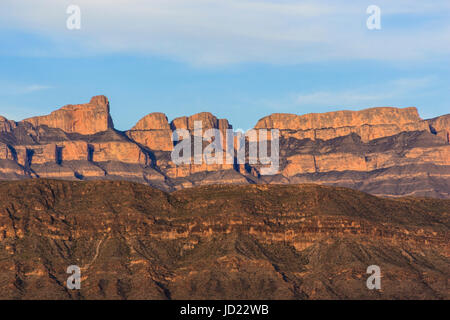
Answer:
[282,146,450,177]
[133,112,171,131]
[154,112,235,178]
[0,143,14,160]
[89,141,148,165]
[171,112,231,133]
[57,141,89,161]
[255,107,429,142]
[255,107,421,130]
[126,113,173,151]
[428,114,450,143]
[0,116,16,133]
[14,144,57,166]
[22,95,114,135]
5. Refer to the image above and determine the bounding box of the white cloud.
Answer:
[295,76,435,108]
[21,84,53,93]
[0,82,52,95]
[297,91,389,106]
[1,0,450,65]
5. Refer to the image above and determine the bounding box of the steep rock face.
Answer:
[90,141,149,165]
[14,144,57,166]
[162,112,234,177]
[428,114,450,143]
[282,146,450,177]
[273,130,450,198]
[0,116,17,133]
[22,95,114,135]
[0,108,153,184]
[57,141,89,161]
[126,112,173,151]
[256,107,421,130]
[255,107,428,142]
[171,112,231,133]
[0,143,14,161]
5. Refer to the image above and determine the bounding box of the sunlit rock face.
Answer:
[126,112,173,151]
[22,95,114,135]
[254,107,430,142]
[428,114,450,143]
[0,95,449,198]
[0,116,17,133]
[171,112,231,133]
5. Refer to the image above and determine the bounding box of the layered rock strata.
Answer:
[22,95,114,135]
[0,96,449,197]
[0,180,448,299]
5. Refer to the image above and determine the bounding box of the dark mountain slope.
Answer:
[0,179,448,299]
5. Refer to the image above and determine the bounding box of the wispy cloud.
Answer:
[296,91,389,107]
[0,82,52,95]
[295,76,435,108]
[20,84,53,94]
[1,0,449,66]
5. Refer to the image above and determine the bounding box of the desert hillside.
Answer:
[0,179,448,299]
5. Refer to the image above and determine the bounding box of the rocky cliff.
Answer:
[126,112,173,151]
[0,96,449,198]
[254,107,429,142]
[0,180,448,299]
[22,95,114,135]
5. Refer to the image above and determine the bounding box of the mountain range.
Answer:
[0,95,449,198]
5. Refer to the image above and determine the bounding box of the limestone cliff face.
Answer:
[57,141,89,161]
[14,144,57,166]
[1,96,449,198]
[282,146,450,177]
[0,142,14,160]
[126,112,173,151]
[133,112,171,130]
[90,141,148,165]
[171,112,231,133]
[155,112,235,178]
[428,114,450,143]
[22,95,114,135]
[0,116,17,133]
[255,107,421,130]
[255,107,428,142]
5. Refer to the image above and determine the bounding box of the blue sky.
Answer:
[0,0,449,130]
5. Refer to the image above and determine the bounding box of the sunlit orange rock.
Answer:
[126,112,173,151]
[0,116,17,133]
[428,114,450,143]
[22,95,114,135]
[255,107,428,142]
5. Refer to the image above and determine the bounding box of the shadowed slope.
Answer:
[0,179,448,299]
